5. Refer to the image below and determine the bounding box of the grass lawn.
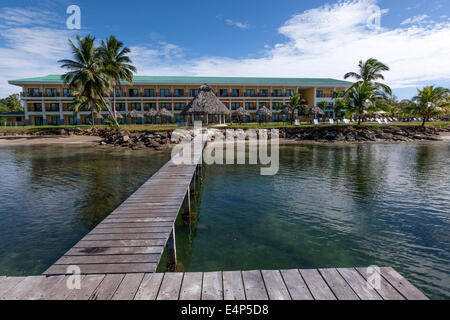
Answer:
[0,121,448,134]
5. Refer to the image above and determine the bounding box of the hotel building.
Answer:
[8,75,352,125]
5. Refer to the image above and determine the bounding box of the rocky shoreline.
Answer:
[1,125,449,149]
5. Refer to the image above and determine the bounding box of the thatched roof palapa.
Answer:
[92,111,103,119]
[232,107,250,117]
[157,107,173,118]
[309,106,325,115]
[145,109,158,117]
[256,106,272,116]
[281,106,293,115]
[128,109,144,118]
[112,111,123,119]
[183,84,231,115]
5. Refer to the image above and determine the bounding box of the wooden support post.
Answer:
[190,175,196,194]
[183,188,191,215]
[167,227,177,269]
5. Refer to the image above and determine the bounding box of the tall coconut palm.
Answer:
[59,35,120,128]
[344,58,392,95]
[411,86,450,126]
[345,82,382,125]
[99,36,136,126]
[284,93,306,124]
[69,90,103,127]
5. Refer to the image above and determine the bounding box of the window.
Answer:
[259,89,268,97]
[273,89,282,97]
[129,89,139,97]
[245,102,256,110]
[316,90,323,98]
[63,88,73,97]
[219,89,228,97]
[160,89,170,97]
[33,103,42,112]
[175,103,184,111]
[69,116,77,125]
[144,103,156,110]
[190,89,199,97]
[259,102,267,108]
[51,116,59,125]
[231,102,240,110]
[232,89,240,97]
[49,103,59,111]
[286,89,295,97]
[45,88,57,97]
[160,103,171,110]
[246,89,255,97]
[116,103,125,111]
[174,89,184,97]
[272,102,280,109]
[115,89,123,97]
[16,117,22,122]
[28,88,40,97]
[144,89,154,97]
[130,103,141,110]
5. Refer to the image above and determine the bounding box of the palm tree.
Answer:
[59,35,120,128]
[284,93,306,125]
[345,82,382,125]
[99,36,136,127]
[69,90,103,127]
[344,58,392,95]
[410,86,450,127]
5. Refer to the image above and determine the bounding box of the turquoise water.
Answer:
[171,143,450,300]
[0,142,449,299]
[0,145,169,276]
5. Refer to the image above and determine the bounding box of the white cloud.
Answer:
[224,19,249,29]
[401,14,430,25]
[1,0,450,98]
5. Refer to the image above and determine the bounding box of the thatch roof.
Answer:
[157,107,173,117]
[128,109,143,118]
[256,106,272,116]
[309,106,325,115]
[232,107,250,117]
[112,111,123,119]
[183,84,231,115]
[92,111,103,119]
[145,109,157,117]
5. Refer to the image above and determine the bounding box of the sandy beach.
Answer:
[0,135,102,147]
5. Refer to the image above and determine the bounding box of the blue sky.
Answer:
[0,0,449,99]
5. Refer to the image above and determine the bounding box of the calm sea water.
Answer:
[169,142,450,300]
[0,143,449,299]
[0,145,169,276]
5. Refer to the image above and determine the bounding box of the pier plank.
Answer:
[319,268,359,300]
[89,274,125,300]
[22,276,65,300]
[336,268,382,300]
[0,276,44,300]
[135,273,164,300]
[242,270,268,300]
[66,275,105,300]
[202,272,223,300]
[112,273,144,300]
[0,277,26,299]
[299,269,336,300]
[54,254,160,265]
[180,272,203,300]
[261,270,291,300]
[65,246,164,256]
[44,263,157,275]
[356,267,405,300]
[157,273,184,300]
[223,271,246,300]
[280,269,313,300]
[379,267,428,300]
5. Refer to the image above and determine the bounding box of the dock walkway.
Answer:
[0,267,428,300]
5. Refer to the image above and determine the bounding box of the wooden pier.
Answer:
[43,134,205,276]
[0,133,429,300]
[0,267,428,300]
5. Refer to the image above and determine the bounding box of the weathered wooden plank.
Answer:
[336,268,382,300]
[83,233,168,241]
[74,239,166,248]
[135,273,164,300]
[22,276,65,300]
[157,273,184,300]
[319,268,359,300]
[96,222,174,228]
[279,269,313,300]
[103,217,175,223]
[261,270,291,300]
[54,254,160,265]
[90,227,172,234]
[356,267,405,300]
[44,263,157,275]
[0,276,45,300]
[379,267,428,300]
[44,276,85,300]
[0,277,26,299]
[202,272,223,300]
[242,270,268,300]
[89,274,125,300]
[299,269,336,300]
[179,272,203,300]
[111,273,145,300]
[65,246,164,256]
[223,271,245,300]
[66,275,105,300]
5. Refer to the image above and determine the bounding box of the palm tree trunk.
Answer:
[113,83,117,122]
[358,116,361,125]
[97,91,121,129]
[422,116,426,127]
[91,109,96,128]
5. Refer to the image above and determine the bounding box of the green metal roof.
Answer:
[9,74,352,87]
[0,111,25,116]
